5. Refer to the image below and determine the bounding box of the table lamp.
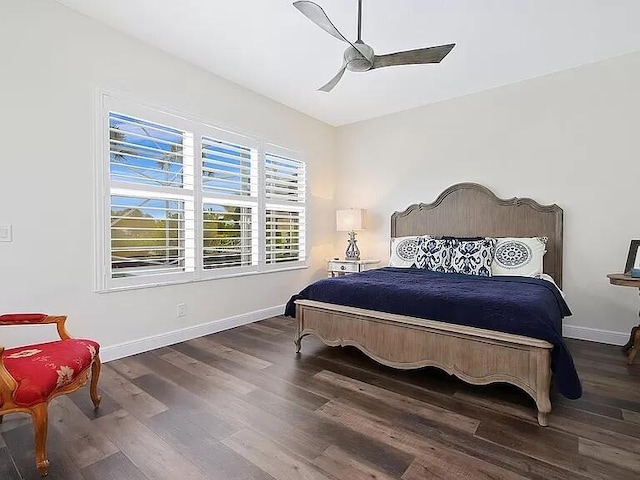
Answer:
[336,208,364,260]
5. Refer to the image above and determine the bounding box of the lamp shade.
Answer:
[336,208,364,231]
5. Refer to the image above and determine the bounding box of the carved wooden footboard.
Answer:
[295,299,553,426]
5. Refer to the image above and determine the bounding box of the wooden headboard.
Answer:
[391,183,564,288]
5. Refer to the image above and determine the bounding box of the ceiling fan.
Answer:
[293,0,455,92]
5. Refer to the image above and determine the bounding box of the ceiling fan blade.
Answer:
[372,43,455,69]
[293,1,351,44]
[318,63,347,92]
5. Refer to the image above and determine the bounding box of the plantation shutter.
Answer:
[264,151,306,264]
[108,112,195,282]
[201,137,259,271]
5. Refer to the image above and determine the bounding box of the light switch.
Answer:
[0,225,12,242]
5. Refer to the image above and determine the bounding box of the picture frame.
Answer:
[624,240,640,275]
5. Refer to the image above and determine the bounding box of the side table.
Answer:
[607,273,640,364]
[327,259,380,278]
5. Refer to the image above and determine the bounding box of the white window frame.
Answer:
[94,92,308,292]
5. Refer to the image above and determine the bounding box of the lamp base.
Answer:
[345,231,360,261]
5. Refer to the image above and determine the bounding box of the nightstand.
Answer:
[327,259,380,277]
[607,273,640,364]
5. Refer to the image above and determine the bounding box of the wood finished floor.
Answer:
[1,316,639,479]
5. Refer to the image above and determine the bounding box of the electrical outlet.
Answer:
[177,303,187,317]
[0,225,12,242]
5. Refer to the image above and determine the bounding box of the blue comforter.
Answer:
[286,267,581,399]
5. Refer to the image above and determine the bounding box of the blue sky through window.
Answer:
[109,112,185,188]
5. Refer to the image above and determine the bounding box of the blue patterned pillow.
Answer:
[415,237,451,271]
[448,238,497,277]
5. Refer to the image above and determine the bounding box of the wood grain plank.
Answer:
[144,410,275,480]
[552,405,640,440]
[82,452,150,480]
[0,446,20,480]
[245,323,285,336]
[108,355,155,380]
[549,414,640,456]
[474,417,637,479]
[579,386,640,411]
[134,354,332,463]
[98,366,168,419]
[553,396,624,420]
[402,455,523,480]
[93,410,209,480]
[261,316,295,331]
[622,409,640,424]
[159,349,257,395]
[132,373,242,440]
[0,412,31,433]
[452,388,537,423]
[579,437,640,473]
[315,369,480,434]
[223,428,332,480]
[213,330,309,365]
[312,445,397,480]
[172,341,328,412]
[317,400,527,480]
[239,380,413,477]
[189,336,273,369]
[48,396,118,469]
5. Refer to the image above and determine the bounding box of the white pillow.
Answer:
[491,237,547,277]
[389,236,428,268]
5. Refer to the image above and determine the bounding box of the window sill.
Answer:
[96,264,309,294]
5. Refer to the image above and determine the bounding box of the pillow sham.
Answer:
[415,237,450,272]
[389,236,425,268]
[448,237,497,277]
[491,237,547,277]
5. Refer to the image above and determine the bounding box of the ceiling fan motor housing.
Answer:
[345,41,374,72]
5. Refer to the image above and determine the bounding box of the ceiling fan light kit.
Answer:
[293,0,455,92]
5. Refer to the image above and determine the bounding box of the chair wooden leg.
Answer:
[29,403,49,477]
[90,356,102,409]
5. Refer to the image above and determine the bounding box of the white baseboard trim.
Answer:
[563,324,628,346]
[100,304,285,363]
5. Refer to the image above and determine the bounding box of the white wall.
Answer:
[0,0,336,356]
[335,51,640,343]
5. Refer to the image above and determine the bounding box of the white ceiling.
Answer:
[55,0,640,126]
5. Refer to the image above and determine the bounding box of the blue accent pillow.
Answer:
[448,238,497,277]
[415,237,450,271]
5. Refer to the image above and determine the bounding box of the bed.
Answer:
[286,183,581,426]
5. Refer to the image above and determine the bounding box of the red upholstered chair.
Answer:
[0,313,101,476]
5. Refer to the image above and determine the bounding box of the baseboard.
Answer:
[100,304,285,362]
[563,324,628,346]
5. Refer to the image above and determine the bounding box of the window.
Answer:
[264,152,306,264]
[97,95,306,290]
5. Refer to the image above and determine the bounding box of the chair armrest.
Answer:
[0,314,49,325]
[0,347,18,397]
[0,314,72,340]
